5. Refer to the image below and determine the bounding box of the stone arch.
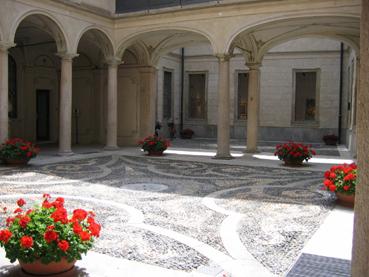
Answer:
[225,15,360,62]
[258,34,359,62]
[116,27,217,65]
[10,10,69,53]
[74,26,115,60]
[123,42,151,65]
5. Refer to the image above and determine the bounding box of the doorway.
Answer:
[36,90,50,141]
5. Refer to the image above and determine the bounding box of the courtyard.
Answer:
[0,140,354,276]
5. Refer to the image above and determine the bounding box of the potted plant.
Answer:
[323,163,357,207]
[138,135,171,156]
[0,195,101,275]
[274,142,316,166]
[180,128,194,139]
[323,134,338,146]
[0,138,39,165]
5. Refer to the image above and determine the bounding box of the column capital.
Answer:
[215,53,231,62]
[106,56,122,67]
[246,62,262,70]
[56,52,79,61]
[0,42,16,52]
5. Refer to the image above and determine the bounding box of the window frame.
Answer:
[185,71,208,122]
[291,68,321,127]
[162,68,174,121]
[234,70,249,123]
[8,55,17,119]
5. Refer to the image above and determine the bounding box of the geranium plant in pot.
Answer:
[0,138,39,165]
[0,195,101,275]
[180,128,194,139]
[323,163,357,207]
[322,134,338,146]
[138,135,171,156]
[274,142,316,166]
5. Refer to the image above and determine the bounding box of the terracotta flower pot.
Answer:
[283,158,304,167]
[335,192,355,208]
[147,150,164,156]
[19,259,76,275]
[2,157,30,165]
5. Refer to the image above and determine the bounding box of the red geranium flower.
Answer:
[0,230,12,244]
[79,231,91,241]
[51,208,68,224]
[17,198,26,207]
[14,208,23,214]
[19,216,31,228]
[73,209,88,221]
[20,236,33,248]
[44,230,58,243]
[58,240,69,252]
[73,222,83,235]
[329,185,337,192]
[88,222,101,237]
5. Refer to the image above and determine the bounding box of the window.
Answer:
[294,71,318,122]
[237,72,249,120]
[188,73,206,119]
[163,71,173,120]
[8,56,17,119]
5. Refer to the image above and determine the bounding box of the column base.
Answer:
[58,150,74,156]
[244,148,259,154]
[104,145,120,151]
[212,154,234,160]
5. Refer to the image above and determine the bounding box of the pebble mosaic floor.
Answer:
[0,155,335,276]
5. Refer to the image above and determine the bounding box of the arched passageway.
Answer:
[1,13,68,149]
[227,16,360,154]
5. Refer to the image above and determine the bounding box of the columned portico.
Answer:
[245,63,261,153]
[58,53,78,156]
[215,54,232,159]
[0,43,14,144]
[139,66,158,138]
[105,58,121,150]
[352,0,369,275]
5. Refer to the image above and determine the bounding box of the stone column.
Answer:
[105,58,120,150]
[139,67,157,138]
[352,0,369,276]
[215,54,232,159]
[246,63,261,153]
[57,53,78,156]
[0,43,14,143]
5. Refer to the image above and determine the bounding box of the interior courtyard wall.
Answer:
[156,55,182,136]
[7,45,104,145]
[8,45,60,143]
[116,66,141,146]
[157,38,343,142]
[72,64,100,145]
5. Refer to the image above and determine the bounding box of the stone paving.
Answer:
[0,145,338,277]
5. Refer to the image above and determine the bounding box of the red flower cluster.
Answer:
[0,138,40,160]
[138,135,171,153]
[323,163,357,194]
[274,142,316,162]
[0,195,101,264]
